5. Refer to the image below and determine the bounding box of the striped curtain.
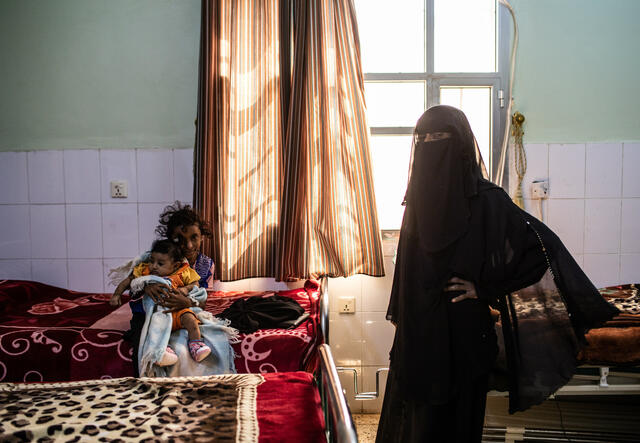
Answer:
[195,0,384,282]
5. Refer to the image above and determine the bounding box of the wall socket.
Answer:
[530,179,549,199]
[110,180,128,198]
[339,296,356,314]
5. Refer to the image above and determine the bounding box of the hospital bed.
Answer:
[0,277,359,442]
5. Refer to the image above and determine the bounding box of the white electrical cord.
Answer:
[536,198,543,222]
[494,0,518,188]
[530,180,549,222]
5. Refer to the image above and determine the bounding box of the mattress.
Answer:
[0,371,326,443]
[578,284,640,366]
[0,280,321,383]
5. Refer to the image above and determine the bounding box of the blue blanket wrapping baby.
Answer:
[133,275,238,377]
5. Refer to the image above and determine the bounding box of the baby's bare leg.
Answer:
[180,312,201,341]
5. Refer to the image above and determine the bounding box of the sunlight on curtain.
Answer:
[196,0,384,281]
[196,0,283,280]
[276,0,384,280]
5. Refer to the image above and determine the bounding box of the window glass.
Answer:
[354,0,503,229]
[440,86,492,167]
[434,0,496,72]
[354,0,425,73]
[370,135,412,230]
[364,81,426,127]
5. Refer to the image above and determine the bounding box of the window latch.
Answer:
[498,89,505,108]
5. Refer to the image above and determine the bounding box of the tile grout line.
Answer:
[98,148,106,293]
[618,143,625,282]
[172,149,176,204]
[62,150,70,289]
[582,144,587,260]
[135,149,141,255]
[545,143,550,223]
[25,152,33,281]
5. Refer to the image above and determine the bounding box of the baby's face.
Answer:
[148,252,179,277]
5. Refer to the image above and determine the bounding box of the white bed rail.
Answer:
[320,276,330,345]
[317,278,361,441]
[487,366,640,397]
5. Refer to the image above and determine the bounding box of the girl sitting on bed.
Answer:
[110,239,212,365]
[112,202,216,376]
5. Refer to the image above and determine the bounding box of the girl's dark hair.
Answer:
[150,239,184,263]
[155,201,213,239]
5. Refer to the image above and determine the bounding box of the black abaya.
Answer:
[376,106,617,442]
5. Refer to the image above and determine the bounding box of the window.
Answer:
[355,0,509,229]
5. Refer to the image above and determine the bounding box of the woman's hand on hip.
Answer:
[445,277,478,303]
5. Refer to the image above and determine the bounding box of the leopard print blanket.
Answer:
[511,283,640,321]
[598,284,640,315]
[0,374,264,442]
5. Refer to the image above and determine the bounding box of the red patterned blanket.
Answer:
[0,280,321,383]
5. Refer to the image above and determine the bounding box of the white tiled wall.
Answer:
[331,141,640,413]
[514,142,640,288]
[0,148,194,292]
[2,141,639,415]
[328,233,397,414]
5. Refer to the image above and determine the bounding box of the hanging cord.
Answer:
[511,111,526,209]
[554,397,572,442]
[494,0,519,188]
[527,218,572,442]
[536,196,543,221]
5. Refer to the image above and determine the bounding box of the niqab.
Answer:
[403,105,487,252]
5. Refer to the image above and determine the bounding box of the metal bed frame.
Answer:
[320,273,640,401]
[484,366,640,399]
[335,360,640,401]
[550,366,640,397]
[317,277,359,443]
[318,344,359,443]
[332,365,640,401]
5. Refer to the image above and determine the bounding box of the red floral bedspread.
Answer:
[0,279,321,382]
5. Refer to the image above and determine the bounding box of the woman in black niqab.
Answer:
[376,105,618,443]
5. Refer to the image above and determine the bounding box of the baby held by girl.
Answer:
[110,239,212,366]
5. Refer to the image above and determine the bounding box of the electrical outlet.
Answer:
[110,180,128,198]
[530,180,548,199]
[339,297,356,314]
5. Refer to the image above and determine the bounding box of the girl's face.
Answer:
[171,224,202,264]
[148,252,180,277]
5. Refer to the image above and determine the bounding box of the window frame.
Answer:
[363,0,511,177]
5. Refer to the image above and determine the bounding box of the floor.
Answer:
[352,395,640,442]
[484,395,640,442]
[352,414,379,443]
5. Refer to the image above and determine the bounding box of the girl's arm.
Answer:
[177,283,198,297]
[110,275,133,306]
[158,289,202,311]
